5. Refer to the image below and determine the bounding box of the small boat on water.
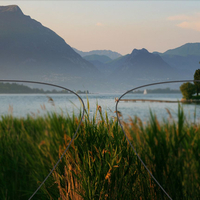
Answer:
[143,89,147,95]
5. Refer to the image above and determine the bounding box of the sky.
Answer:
[1,1,200,55]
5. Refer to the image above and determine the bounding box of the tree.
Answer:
[194,69,200,96]
[180,82,196,99]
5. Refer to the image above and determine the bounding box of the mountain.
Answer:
[83,54,112,64]
[83,54,113,74]
[0,5,196,92]
[0,5,105,91]
[73,48,122,60]
[107,48,190,89]
[163,43,200,56]
[156,43,200,74]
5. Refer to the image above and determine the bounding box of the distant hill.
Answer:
[134,88,181,94]
[163,43,200,56]
[108,48,175,77]
[156,43,200,73]
[83,54,113,74]
[0,5,106,92]
[107,48,190,89]
[0,82,63,93]
[83,54,112,64]
[73,48,122,60]
[0,82,90,94]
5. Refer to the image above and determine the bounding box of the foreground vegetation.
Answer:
[0,105,200,200]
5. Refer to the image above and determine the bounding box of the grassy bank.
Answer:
[0,105,200,199]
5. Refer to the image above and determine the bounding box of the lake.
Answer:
[0,93,200,123]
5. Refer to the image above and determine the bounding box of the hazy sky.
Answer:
[1,1,200,55]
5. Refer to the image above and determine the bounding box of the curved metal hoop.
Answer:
[115,80,200,200]
[0,80,86,199]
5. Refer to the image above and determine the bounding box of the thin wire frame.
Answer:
[0,80,85,199]
[115,80,200,200]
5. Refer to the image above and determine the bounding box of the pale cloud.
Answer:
[167,13,200,32]
[177,21,200,32]
[96,22,103,26]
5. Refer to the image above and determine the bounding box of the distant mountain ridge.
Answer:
[108,48,187,81]
[0,5,107,91]
[155,43,200,74]
[0,4,23,13]
[83,54,112,64]
[163,43,200,56]
[88,48,190,91]
[73,48,122,60]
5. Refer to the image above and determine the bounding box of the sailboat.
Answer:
[143,89,147,95]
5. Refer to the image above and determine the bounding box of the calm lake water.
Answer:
[0,93,200,123]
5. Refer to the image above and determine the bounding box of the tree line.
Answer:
[180,69,200,99]
[0,83,89,94]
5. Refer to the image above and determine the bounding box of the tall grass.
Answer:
[0,104,200,199]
